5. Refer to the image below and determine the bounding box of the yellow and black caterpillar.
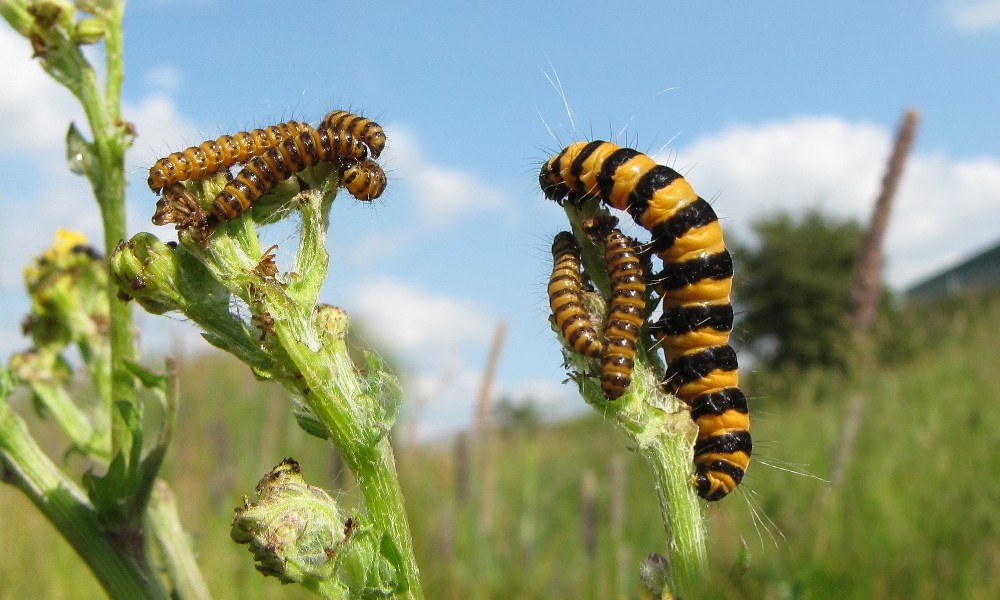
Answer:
[211,127,370,223]
[548,231,604,359]
[147,120,313,193]
[321,110,386,159]
[339,158,388,202]
[149,111,389,228]
[582,216,646,400]
[541,141,750,501]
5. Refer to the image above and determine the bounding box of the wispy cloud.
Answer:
[349,276,503,439]
[350,276,495,360]
[381,127,509,226]
[946,0,1000,31]
[0,28,85,156]
[143,65,183,93]
[669,115,1000,288]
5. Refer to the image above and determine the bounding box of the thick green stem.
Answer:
[0,402,167,600]
[264,291,422,599]
[352,438,422,599]
[88,3,136,463]
[2,5,211,598]
[639,437,709,593]
[146,481,212,600]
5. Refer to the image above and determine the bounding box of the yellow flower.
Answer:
[43,228,91,263]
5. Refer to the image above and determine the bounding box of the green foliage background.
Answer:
[4,292,999,599]
[735,208,866,371]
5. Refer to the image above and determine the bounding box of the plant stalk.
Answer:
[0,401,167,600]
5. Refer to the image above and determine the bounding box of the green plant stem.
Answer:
[181,182,423,596]
[87,3,136,463]
[3,4,210,596]
[263,289,423,599]
[0,401,167,600]
[25,378,109,461]
[590,372,709,595]
[353,438,423,599]
[639,437,708,593]
[147,481,212,600]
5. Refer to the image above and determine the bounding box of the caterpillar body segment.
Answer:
[211,128,368,223]
[321,110,386,159]
[689,386,751,501]
[147,120,313,193]
[548,231,604,359]
[340,158,387,202]
[582,215,646,400]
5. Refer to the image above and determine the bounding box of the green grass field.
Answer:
[3,294,999,599]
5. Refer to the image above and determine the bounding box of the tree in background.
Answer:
[735,208,864,371]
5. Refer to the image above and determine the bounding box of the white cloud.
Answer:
[664,115,1000,289]
[346,277,589,440]
[0,28,86,156]
[348,277,503,439]
[381,127,509,226]
[125,93,201,171]
[946,0,1000,31]
[350,277,495,359]
[143,65,183,93]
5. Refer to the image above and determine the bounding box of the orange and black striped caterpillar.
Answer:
[541,141,750,501]
[339,158,387,202]
[147,120,314,193]
[211,127,369,223]
[548,231,604,359]
[582,216,646,400]
[321,110,386,159]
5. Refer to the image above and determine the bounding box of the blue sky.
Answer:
[2,1,999,438]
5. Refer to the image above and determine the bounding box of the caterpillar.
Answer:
[211,127,368,223]
[540,141,750,501]
[339,158,387,202]
[321,110,386,159]
[582,216,646,400]
[548,231,604,359]
[147,120,314,193]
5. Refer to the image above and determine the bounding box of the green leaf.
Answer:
[0,367,17,401]
[293,406,332,440]
[83,451,130,523]
[65,122,95,177]
[123,359,168,393]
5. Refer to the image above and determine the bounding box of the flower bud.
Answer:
[27,1,74,30]
[72,17,104,44]
[108,232,184,315]
[22,229,107,351]
[313,303,349,338]
[231,458,348,584]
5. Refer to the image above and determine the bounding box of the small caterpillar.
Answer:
[541,141,749,501]
[548,231,604,359]
[147,120,313,193]
[211,127,368,223]
[339,158,387,202]
[321,110,386,159]
[583,216,646,400]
